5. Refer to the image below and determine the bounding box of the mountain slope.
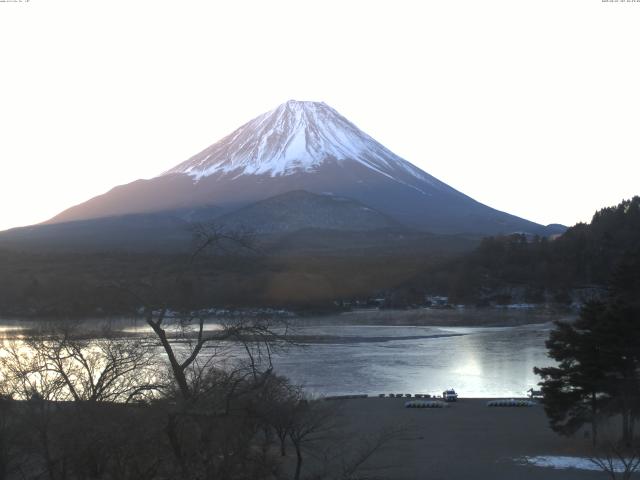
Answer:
[0,213,193,252]
[47,100,559,236]
[0,191,479,255]
[216,190,400,233]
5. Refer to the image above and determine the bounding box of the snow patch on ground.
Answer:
[519,455,633,472]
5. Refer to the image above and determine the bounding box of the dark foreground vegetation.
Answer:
[0,227,397,480]
[0,307,399,480]
[0,327,393,480]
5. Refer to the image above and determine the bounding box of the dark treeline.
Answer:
[1,197,638,316]
[411,196,640,304]
[0,249,267,317]
[0,249,441,317]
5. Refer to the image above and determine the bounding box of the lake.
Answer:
[0,310,563,398]
[270,322,556,398]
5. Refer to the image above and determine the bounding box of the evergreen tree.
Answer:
[605,249,640,445]
[535,252,640,446]
[534,302,610,445]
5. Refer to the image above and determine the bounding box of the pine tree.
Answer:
[534,301,610,445]
[535,251,640,446]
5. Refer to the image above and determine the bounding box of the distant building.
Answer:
[426,295,449,307]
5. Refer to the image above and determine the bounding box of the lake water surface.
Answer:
[0,311,560,398]
[269,322,556,398]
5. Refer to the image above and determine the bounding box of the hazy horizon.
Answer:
[1,1,639,231]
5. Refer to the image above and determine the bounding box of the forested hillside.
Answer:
[415,197,640,304]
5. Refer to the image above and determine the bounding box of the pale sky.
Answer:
[1,0,639,232]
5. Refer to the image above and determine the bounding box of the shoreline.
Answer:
[323,395,540,400]
[0,304,576,325]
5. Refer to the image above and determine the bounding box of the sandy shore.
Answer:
[320,397,602,480]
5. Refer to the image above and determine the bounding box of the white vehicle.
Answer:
[442,389,458,402]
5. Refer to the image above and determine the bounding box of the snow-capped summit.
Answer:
[163,99,438,189]
[44,100,561,237]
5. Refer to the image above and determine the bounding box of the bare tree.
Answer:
[254,374,302,457]
[1,325,166,480]
[288,400,339,480]
[0,339,65,402]
[108,224,297,479]
[0,346,64,480]
[589,443,640,480]
[283,399,403,480]
[17,324,164,403]
[143,309,289,402]
[333,426,402,480]
[117,223,290,402]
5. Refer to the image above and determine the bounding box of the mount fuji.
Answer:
[1,100,564,252]
[43,100,560,239]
